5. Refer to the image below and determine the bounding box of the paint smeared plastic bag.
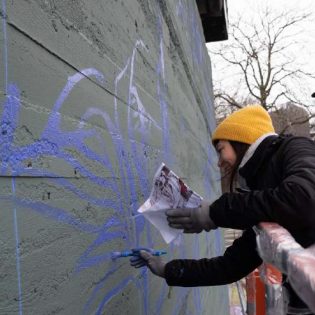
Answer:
[137,163,202,243]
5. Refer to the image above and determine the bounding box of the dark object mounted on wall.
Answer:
[312,92,315,98]
[196,0,228,42]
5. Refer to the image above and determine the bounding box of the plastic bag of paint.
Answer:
[137,163,202,243]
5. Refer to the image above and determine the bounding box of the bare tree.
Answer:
[209,6,315,126]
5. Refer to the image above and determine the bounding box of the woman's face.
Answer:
[216,140,237,174]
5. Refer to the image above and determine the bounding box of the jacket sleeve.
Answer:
[164,228,262,287]
[210,137,315,231]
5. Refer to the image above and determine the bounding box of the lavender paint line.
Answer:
[144,216,153,246]
[128,41,160,130]
[157,15,171,164]
[2,64,146,314]
[205,232,212,257]
[40,130,118,187]
[0,84,20,175]
[114,59,133,208]
[83,267,136,315]
[171,288,190,315]
[177,1,203,66]
[129,82,161,132]
[176,0,184,18]
[193,235,202,314]
[47,176,118,210]
[4,66,144,245]
[50,67,154,220]
[79,107,128,212]
[0,42,173,315]
[11,175,23,315]
[127,41,151,198]
[190,4,203,65]
[193,234,200,259]
[214,228,222,256]
[95,35,169,313]
[169,227,189,315]
[202,146,223,255]
[203,144,221,192]
[0,195,101,233]
[193,287,202,315]
[79,107,119,136]
[75,250,120,272]
[119,43,152,246]
[53,151,117,191]
[39,70,123,193]
[1,0,8,93]
[28,195,129,273]
[81,264,121,315]
[42,68,105,137]
[5,142,118,193]
[154,282,168,314]
[0,93,121,192]
[113,54,151,243]
[1,6,22,313]
[130,211,145,242]
[52,129,116,177]
[77,221,141,307]
[95,276,135,315]
[134,268,149,315]
[114,267,149,315]
[75,218,125,272]
[76,230,128,272]
[2,166,118,207]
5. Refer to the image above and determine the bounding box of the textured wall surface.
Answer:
[0,0,228,314]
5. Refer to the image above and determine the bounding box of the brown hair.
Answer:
[214,140,250,192]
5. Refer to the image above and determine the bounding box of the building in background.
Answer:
[270,103,310,137]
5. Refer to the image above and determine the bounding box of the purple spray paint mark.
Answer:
[1,3,23,313]
[176,0,204,66]
[157,15,171,164]
[12,174,23,315]
[81,264,123,315]
[0,84,20,174]
[192,235,202,314]
[1,0,8,92]
[0,27,173,314]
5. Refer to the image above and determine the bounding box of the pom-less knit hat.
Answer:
[212,105,275,145]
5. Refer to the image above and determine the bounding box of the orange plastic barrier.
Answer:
[261,264,282,285]
[256,223,315,313]
[246,269,266,315]
[246,264,282,315]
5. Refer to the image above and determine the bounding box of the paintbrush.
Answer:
[111,249,167,260]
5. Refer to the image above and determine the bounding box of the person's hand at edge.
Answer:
[129,248,166,278]
[166,200,217,233]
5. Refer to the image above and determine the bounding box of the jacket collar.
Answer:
[239,134,280,186]
[239,133,278,168]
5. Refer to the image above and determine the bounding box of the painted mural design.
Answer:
[0,0,226,314]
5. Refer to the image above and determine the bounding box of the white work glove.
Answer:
[129,248,166,278]
[166,200,217,233]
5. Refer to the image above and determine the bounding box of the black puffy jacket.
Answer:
[165,135,315,307]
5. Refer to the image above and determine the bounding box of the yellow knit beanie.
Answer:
[212,105,275,145]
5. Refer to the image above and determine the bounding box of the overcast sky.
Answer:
[207,0,315,104]
[226,0,315,51]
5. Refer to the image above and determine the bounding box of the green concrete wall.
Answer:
[0,0,229,314]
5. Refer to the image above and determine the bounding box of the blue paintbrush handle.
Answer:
[132,249,167,256]
[112,249,167,259]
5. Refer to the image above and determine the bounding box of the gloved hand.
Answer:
[166,200,217,233]
[129,247,166,278]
